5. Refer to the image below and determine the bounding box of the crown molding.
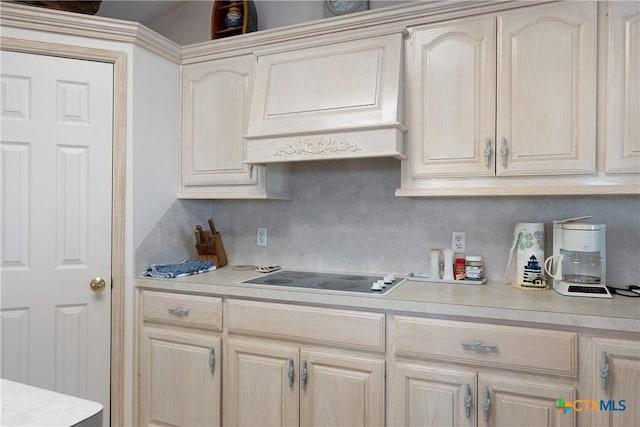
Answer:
[0,2,181,63]
[0,0,555,65]
[181,0,554,64]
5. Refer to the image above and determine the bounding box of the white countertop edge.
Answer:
[0,379,103,427]
[136,271,640,335]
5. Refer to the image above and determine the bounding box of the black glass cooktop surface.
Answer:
[242,270,400,294]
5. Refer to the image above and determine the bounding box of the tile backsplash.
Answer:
[136,158,640,286]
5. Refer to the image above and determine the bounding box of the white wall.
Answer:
[131,45,179,249]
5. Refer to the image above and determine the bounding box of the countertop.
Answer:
[0,379,103,427]
[136,268,640,335]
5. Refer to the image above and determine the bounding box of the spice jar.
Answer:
[465,256,484,280]
[454,258,466,280]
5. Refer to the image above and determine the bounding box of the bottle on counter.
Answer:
[442,249,455,280]
[455,257,466,280]
[430,248,441,279]
[465,255,484,280]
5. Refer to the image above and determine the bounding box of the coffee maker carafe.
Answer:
[544,219,610,298]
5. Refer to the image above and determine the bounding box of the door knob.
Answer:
[90,277,107,292]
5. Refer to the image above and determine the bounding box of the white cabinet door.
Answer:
[407,16,496,178]
[181,55,254,187]
[591,338,640,427]
[389,362,476,427]
[479,375,575,427]
[0,51,112,425]
[224,338,299,427]
[496,2,597,176]
[180,55,289,199]
[300,350,385,427]
[604,1,640,173]
[139,327,221,427]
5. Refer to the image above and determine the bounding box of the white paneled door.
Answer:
[0,51,113,424]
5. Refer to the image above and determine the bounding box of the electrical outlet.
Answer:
[452,231,466,252]
[257,227,268,247]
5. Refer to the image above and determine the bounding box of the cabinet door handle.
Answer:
[287,358,295,388]
[461,341,497,351]
[209,347,215,375]
[600,351,610,391]
[482,387,491,422]
[500,137,509,168]
[484,138,493,169]
[301,360,308,390]
[464,383,472,419]
[247,164,254,179]
[167,306,189,316]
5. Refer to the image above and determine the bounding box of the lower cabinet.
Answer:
[391,362,575,427]
[135,292,637,427]
[224,337,385,426]
[590,337,640,426]
[223,299,386,427]
[388,315,579,427]
[138,291,223,427]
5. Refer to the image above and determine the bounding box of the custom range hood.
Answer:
[245,32,405,163]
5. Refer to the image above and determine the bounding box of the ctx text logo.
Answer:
[556,397,627,414]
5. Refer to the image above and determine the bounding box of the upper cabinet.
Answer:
[398,1,640,197]
[604,1,640,174]
[179,54,290,199]
[245,33,406,163]
[405,16,497,178]
[173,0,638,198]
[398,2,618,196]
[496,3,596,176]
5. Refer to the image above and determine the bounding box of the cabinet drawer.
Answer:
[142,291,222,331]
[226,299,385,352]
[393,316,577,376]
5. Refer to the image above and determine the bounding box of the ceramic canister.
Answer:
[225,6,243,27]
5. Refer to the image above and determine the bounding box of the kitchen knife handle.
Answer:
[167,306,189,316]
[484,138,492,169]
[600,351,610,391]
[464,383,472,419]
[287,358,295,388]
[482,387,491,422]
[461,341,497,351]
[301,360,308,390]
[500,137,509,168]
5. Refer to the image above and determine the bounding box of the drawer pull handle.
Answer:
[287,358,295,388]
[301,360,308,390]
[167,306,189,316]
[484,138,493,169]
[464,383,472,419]
[500,137,509,168]
[461,341,497,351]
[600,351,610,391]
[209,347,215,375]
[482,387,491,422]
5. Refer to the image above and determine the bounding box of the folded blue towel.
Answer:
[143,259,216,278]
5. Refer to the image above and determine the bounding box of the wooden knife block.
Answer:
[196,232,228,268]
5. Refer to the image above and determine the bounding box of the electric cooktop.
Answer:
[242,270,401,294]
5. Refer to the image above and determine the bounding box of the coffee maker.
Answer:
[544,218,610,298]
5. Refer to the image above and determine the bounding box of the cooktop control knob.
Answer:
[371,281,383,291]
[383,274,395,284]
